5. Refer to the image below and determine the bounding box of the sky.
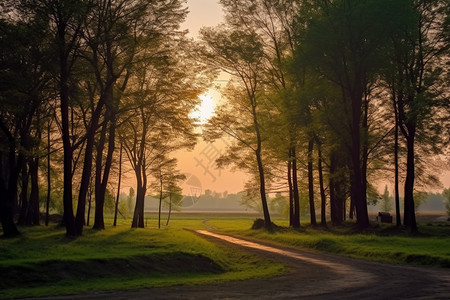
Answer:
[174,0,248,195]
[122,0,450,196]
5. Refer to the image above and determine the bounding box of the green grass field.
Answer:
[1,213,449,299]
[204,216,450,267]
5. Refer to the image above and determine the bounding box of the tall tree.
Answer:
[202,27,273,229]
[384,0,449,233]
[299,0,398,228]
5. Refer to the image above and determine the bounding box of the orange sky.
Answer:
[173,0,247,194]
[117,1,450,196]
[172,0,450,195]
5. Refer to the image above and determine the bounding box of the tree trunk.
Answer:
[318,147,327,227]
[95,107,117,230]
[87,177,92,226]
[350,90,370,229]
[113,143,122,227]
[291,146,300,228]
[256,149,271,229]
[393,101,401,227]
[18,160,29,225]
[403,125,417,233]
[308,137,316,225]
[92,120,108,230]
[166,193,172,226]
[59,23,76,237]
[45,119,51,226]
[27,157,40,225]
[287,156,294,227]
[75,97,107,235]
[158,170,163,229]
[132,164,146,228]
[0,146,21,237]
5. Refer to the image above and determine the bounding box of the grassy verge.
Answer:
[206,217,450,268]
[0,219,284,299]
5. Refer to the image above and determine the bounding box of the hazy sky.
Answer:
[175,0,248,194]
[182,0,224,38]
[119,0,450,196]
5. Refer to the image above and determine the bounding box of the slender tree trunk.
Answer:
[27,157,40,225]
[292,146,300,228]
[251,98,271,229]
[318,147,327,227]
[113,143,122,227]
[308,137,316,225]
[18,161,29,225]
[287,156,294,227]
[45,119,51,226]
[59,28,76,236]
[93,120,108,230]
[166,193,172,226]
[87,176,92,226]
[393,102,401,227]
[95,108,117,230]
[403,126,417,233]
[158,171,163,229]
[75,98,107,235]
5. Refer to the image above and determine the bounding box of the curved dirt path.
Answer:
[38,230,450,299]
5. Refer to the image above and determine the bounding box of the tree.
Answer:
[0,8,53,235]
[299,0,401,228]
[220,0,302,228]
[150,157,185,229]
[383,0,449,233]
[202,27,273,229]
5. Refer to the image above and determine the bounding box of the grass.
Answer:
[205,217,450,268]
[0,216,284,299]
[2,213,449,298]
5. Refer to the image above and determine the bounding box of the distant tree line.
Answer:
[201,0,449,232]
[0,0,212,237]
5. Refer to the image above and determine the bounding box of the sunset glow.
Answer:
[190,93,216,124]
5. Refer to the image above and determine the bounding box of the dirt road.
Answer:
[39,230,450,299]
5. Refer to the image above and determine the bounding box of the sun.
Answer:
[190,93,216,124]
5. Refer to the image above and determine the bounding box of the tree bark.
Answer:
[158,170,163,229]
[27,157,40,225]
[403,125,417,233]
[18,160,29,225]
[92,119,108,230]
[132,163,146,228]
[291,146,300,228]
[308,137,316,225]
[166,193,172,226]
[318,146,327,227]
[113,143,122,227]
[45,119,51,226]
[393,101,401,227]
[287,154,294,227]
[350,89,370,229]
[59,25,76,237]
